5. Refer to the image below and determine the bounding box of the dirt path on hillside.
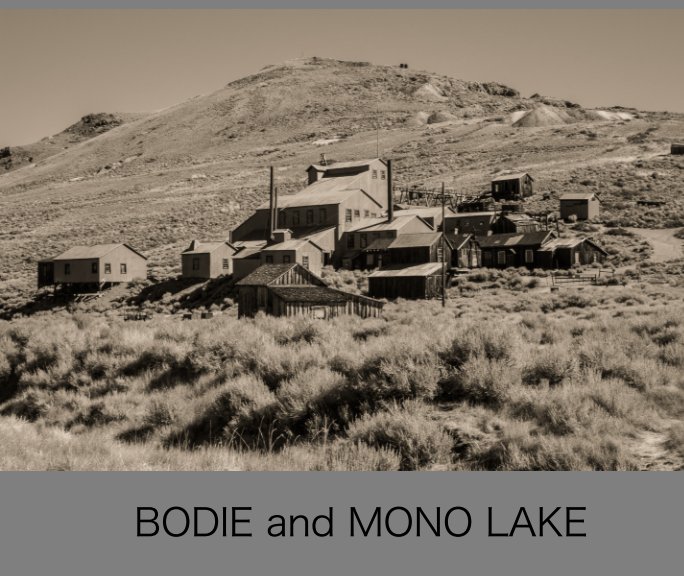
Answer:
[625,227,684,262]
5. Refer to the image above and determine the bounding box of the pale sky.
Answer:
[1,9,682,147]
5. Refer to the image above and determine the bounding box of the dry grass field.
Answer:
[1,58,683,470]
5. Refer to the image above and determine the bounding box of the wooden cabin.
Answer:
[495,213,542,234]
[491,173,534,200]
[443,211,497,236]
[360,232,450,269]
[448,234,481,268]
[671,143,684,155]
[368,263,446,300]
[232,247,264,281]
[559,192,600,221]
[181,240,237,279]
[476,231,555,269]
[39,243,147,291]
[536,237,608,268]
[236,263,383,319]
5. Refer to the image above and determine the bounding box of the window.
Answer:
[282,255,291,264]
[222,258,230,270]
[104,263,111,274]
[319,208,327,223]
[64,263,71,276]
[192,258,200,271]
[354,209,360,219]
[278,212,286,228]
[364,210,370,218]
[380,170,386,180]
[360,234,367,249]
[91,262,98,274]
[120,263,127,275]
[345,209,352,223]
[292,212,300,226]
[497,251,506,265]
[306,209,314,225]
[372,170,378,179]
[302,256,309,270]
[265,255,274,264]
[525,250,534,264]
[347,234,355,249]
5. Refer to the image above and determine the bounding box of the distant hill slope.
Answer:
[0,57,682,291]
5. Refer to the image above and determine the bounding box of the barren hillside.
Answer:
[1,57,683,299]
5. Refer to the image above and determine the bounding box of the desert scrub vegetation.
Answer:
[0,284,683,471]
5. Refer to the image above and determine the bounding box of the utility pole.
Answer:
[441,182,447,308]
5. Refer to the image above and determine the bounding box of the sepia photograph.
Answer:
[1,9,683,471]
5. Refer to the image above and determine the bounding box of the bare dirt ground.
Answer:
[629,423,684,471]
[625,228,684,262]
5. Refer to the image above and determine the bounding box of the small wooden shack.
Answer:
[559,192,600,221]
[536,237,608,268]
[181,240,237,279]
[495,213,542,234]
[443,211,497,236]
[671,143,684,155]
[491,172,534,200]
[259,237,324,276]
[39,243,147,291]
[368,262,445,300]
[236,263,383,319]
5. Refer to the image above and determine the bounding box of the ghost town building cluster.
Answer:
[37,157,608,319]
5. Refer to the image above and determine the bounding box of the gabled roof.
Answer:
[369,263,444,278]
[182,241,236,255]
[475,231,554,248]
[355,214,430,233]
[537,237,608,255]
[503,213,538,223]
[447,233,475,250]
[307,158,385,172]
[236,263,325,287]
[393,206,455,219]
[233,247,263,260]
[261,238,322,252]
[559,192,598,201]
[492,172,534,182]
[52,243,147,261]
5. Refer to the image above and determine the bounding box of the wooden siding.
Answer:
[181,244,234,279]
[271,295,383,319]
[671,144,684,155]
[368,274,443,300]
[560,198,599,221]
[52,246,146,284]
[260,242,323,276]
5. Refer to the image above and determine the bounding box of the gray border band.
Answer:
[1,2,684,8]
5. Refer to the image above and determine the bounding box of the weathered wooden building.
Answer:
[536,237,608,268]
[443,211,497,236]
[476,231,555,268]
[236,263,383,319]
[491,172,534,200]
[448,234,481,268]
[391,205,455,230]
[368,262,446,300]
[360,232,451,269]
[181,240,237,279]
[495,213,542,234]
[671,143,684,155]
[559,192,600,221]
[38,243,147,291]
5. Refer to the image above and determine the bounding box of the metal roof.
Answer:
[559,192,598,201]
[52,243,147,261]
[369,263,444,278]
[445,211,497,218]
[232,247,263,259]
[492,172,534,182]
[447,233,474,249]
[475,231,554,248]
[537,237,608,254]
[386,233,442,249]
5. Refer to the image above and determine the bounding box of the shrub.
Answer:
[522,349,578,386]
[347,403,452,470]
[321,441,401,471]
[438,358,519,407]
